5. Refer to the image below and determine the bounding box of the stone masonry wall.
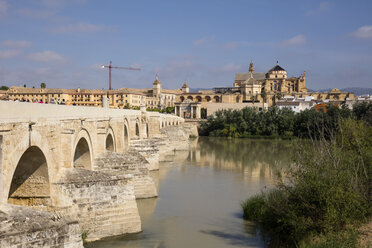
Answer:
[94,150,158,199]
[130,139,160,171]
[53,168,141,242]
[0,204,83,248]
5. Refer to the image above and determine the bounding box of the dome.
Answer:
[268,64,286,72]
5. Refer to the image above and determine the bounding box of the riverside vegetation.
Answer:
[200,102,372,247]
[199,102,372,139]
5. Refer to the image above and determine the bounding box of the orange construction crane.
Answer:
[101,61,141,90]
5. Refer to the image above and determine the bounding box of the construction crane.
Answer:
[101,61,141,90]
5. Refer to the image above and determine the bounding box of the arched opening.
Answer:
[214,96,220,102]
[74,138,91,169]
[8,146,51,210]
[146,123,149,138]
[196,96,202,102]
[205,96,211,102]
[187,96,193,101]
[106,133,114,151]
[135,122,140,136]
[180,96,185,102]
[124,124,129,147]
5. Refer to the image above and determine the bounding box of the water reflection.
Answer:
[86,137,293,248]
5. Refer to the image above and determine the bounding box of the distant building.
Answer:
[276,96,314,113]
[5,75,181,109]
[175,61,355,115]
[3,61,356,117]
[0,90,7,100]
[345,94,372,109]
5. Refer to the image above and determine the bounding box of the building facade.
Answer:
[176,61,354,109]
[5,76,180,109]
[3,62,356,116]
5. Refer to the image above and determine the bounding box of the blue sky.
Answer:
[0,0,371,90]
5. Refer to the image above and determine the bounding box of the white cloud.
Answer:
[1,40,32,48]
[350,25,372,39]
[50,23,116,34]
[17,8,55,19]
[0,49,21,59]
[40,0,87,8]
[28,50,66,62]
[0,0,8,17]
[280,34,307,46]
[193,35,215,46]
[223,42,241,49]
[219,63,242,72]
[306,2,330,16]
[88,63,105,71]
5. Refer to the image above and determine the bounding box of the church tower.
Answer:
[181,82,189,93]
[152,74,161,98]
[249,60,255,74]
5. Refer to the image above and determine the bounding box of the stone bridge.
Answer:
[0,101,196,247]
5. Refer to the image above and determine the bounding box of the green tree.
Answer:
[276,92,282,100]
[260,89,267,111]
[201,108,207,119]
[23,84,26,88]
[0,85,9,90]
[353,101,372,125]
[40,82,46,88]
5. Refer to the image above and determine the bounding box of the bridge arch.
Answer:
[135,121,140,137]
[123,118,130,148]
[146,123,149,138]
[8,146,51,210]
[105,127,116,152]
[73,129,93,170]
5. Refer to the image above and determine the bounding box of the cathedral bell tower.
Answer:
[152,74,162,98]
[249,60,255,74]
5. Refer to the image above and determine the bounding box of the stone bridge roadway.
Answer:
[0,101,195,247]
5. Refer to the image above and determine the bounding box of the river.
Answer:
[86,137,293,248]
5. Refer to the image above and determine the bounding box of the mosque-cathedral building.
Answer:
[3,61,355,118]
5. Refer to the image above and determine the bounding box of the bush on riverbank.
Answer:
[241,118,372,247]
[199,102,372,139]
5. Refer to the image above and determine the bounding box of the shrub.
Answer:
[241,119,371,247]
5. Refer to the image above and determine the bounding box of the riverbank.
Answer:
[241,118,371,247]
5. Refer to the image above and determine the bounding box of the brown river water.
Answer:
[86,137,293,248]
